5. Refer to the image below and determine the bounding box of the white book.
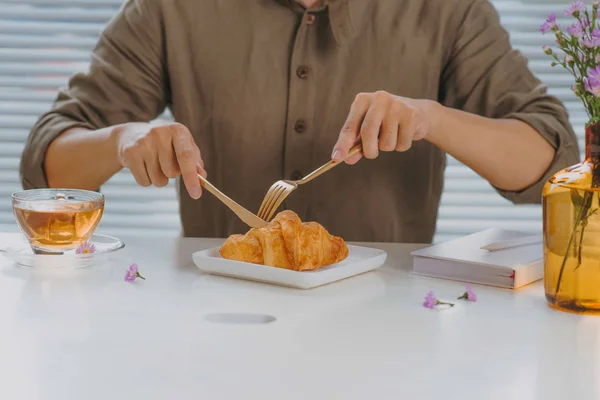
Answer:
[411,228,543,289]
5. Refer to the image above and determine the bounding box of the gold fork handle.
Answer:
[298,144,363,185]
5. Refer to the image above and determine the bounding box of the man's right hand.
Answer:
[115,122,206,199]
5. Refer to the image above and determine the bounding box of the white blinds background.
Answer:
[437,1,587,242]
[0,0,586,241]
[0,0,181,238]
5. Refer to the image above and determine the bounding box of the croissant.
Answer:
[219,210,348,271]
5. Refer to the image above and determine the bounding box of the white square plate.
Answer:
[192,245,387,289]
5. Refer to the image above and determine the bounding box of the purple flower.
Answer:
[590,65,600,79]
[75,241,96,255]
[540,13,557,33]
[423,290,437,308]
[124,263,146,283]
[542,45,552,55]
[458,284,477,302]
[564,0,585,16]
[585,75,600,97]
[423,290,454,309]
[582,28,600,47]
[582,36,600,48]
[587,67,600,96]
[583,17,592,28]
[566,22,584,37]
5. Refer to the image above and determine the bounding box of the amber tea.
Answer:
[12,189,104,254]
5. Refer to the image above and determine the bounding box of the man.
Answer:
[20,0,579,243]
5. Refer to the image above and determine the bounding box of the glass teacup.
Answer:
[12,189,104,254]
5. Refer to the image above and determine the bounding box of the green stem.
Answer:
[575,209,599,271]
[576,219,586,269]
[555,191,593,294]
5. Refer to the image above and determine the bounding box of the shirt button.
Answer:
[306,14,316,25]
[296,65,309,79]
[291,170,303,180]
[294,119,306,133]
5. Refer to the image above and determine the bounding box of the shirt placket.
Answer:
[282,9,320,219]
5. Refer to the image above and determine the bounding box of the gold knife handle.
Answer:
[297,144,363,185]
[198,174,267,228]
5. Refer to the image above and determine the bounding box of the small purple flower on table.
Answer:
[564,0,585,16]
[423,290,454,309]
[75,241,96,255]
[423,291,437,308]
[458,284,477,302]
[124,263,146,283]
[540,13,557,33]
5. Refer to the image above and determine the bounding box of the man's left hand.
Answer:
[332,91,436,164]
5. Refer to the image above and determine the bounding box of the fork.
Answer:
[257,144,363,221]
[197,174,267,228]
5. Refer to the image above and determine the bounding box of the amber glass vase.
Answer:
[543,122,600,314]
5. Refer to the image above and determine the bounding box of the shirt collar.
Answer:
[325,0,354,46]
[276,0,355,46]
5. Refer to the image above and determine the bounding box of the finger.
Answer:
[413,122,428,141]
[172,130,203,199]
[396,110,418,152]
[194,164,206,198]
[153,132,181,179]
[198,149,205,169]
[197,163,207,178]
[332,93,370,162]
[145,152,169,187]
[379,116,399,152]
[360,100,387,159]
[129,156,151,187]
[345,152,363,165]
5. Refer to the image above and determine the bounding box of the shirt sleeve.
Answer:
[20,0,168,189]
[439,0,580,204]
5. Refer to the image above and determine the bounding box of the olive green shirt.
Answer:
[20,0,579,242]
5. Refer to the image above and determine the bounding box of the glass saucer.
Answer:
[0,234,125,268]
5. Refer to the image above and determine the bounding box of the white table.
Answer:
[0,236,598,400]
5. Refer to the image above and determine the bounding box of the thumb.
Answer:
[332,120,360,162]
[333,95,369,162]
